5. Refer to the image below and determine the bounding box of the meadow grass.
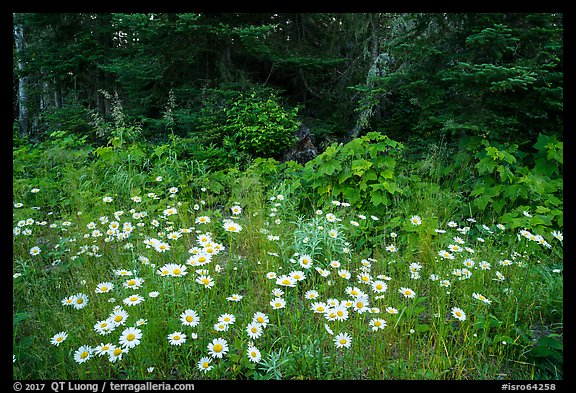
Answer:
[12,160,563,381]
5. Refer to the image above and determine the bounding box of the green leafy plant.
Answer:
[301,132,404,213]
[223,92,300,158]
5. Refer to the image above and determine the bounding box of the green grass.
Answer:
[12,146,563,381]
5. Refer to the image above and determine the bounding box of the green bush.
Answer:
[301,132,404,213]
[223,92,300,158]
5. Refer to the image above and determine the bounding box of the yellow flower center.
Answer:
[127,334,135,341]
[337,310,344,317]
[113,348,122,356]
[127,280,135,286]
[173,269,181,275]
[198,257,206,263]
[80,351,89,359]
[202,278,209,285]
[101,286,108,291]
[57,337,63,342]
[257,317,264,323]
[76,298,84,304]
[339,339,347,345]
[251,327,258,333]
[282,279,291,285]
[357,302,364,308]
[213,344,222,352]
[202,362,209,369]
[173,335,180,341]
[114,315,123,322]
[186,316,193,323]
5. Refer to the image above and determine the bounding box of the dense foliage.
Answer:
[12,12,563,382]
[14,13,562,151]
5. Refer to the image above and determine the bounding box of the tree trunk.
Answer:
[13,16,29,138]
[351,14,382,138]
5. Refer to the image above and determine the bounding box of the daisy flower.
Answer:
[472,292,492,304]
[311,302,328,314]
[298,254,313,269]
[50,332,68,346]
[109,308,129,326]
[371,280,388,293]
[114,269,133,277]
[316,267,331,277]
[338,269,351,280]
[551,230,563,241]
[108,346,127,363]
[207,338,229,359]
[346,286,365,297]
[369,318,387,331]
[123,294,145,307]
[353,295,370,314]
[213,322,229,332]
[196,275,215,289]
[123,277,144,290]
[271,288,285,297]
[386,307,399,315]
[386,245,397,253]
[119,327,142,348]
[329,260,341,269]
[218,313,236,325]
[399,287,416,299]
[94,319,116,335]
[333,305,349,321]
[270,297,286,310]
[479,261,491,270]
[198,357,213,373]
[61,295,75,307]
[29,246,41,256]
[231,205,242,215]
[74,345,93,364]
[103,196,113,203]
[195,216,211,224]
[168,264,187,277]
[438,250,454,260]
[227,294,243,302]
[247,346,262,363]
[304,290,320,300]
[246,322,264,339]
[72,293,89,310]
[333,332,352,349]
[266,272,277,281]
[252,312,269,328]
[290,270,306,281]
[223,221,243,233]
[276,275,297,287]
[451,307,466,321]
[168,332,187,346]
[94,343,114,357]
[326,213,337,222]
[410,215,422,226]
